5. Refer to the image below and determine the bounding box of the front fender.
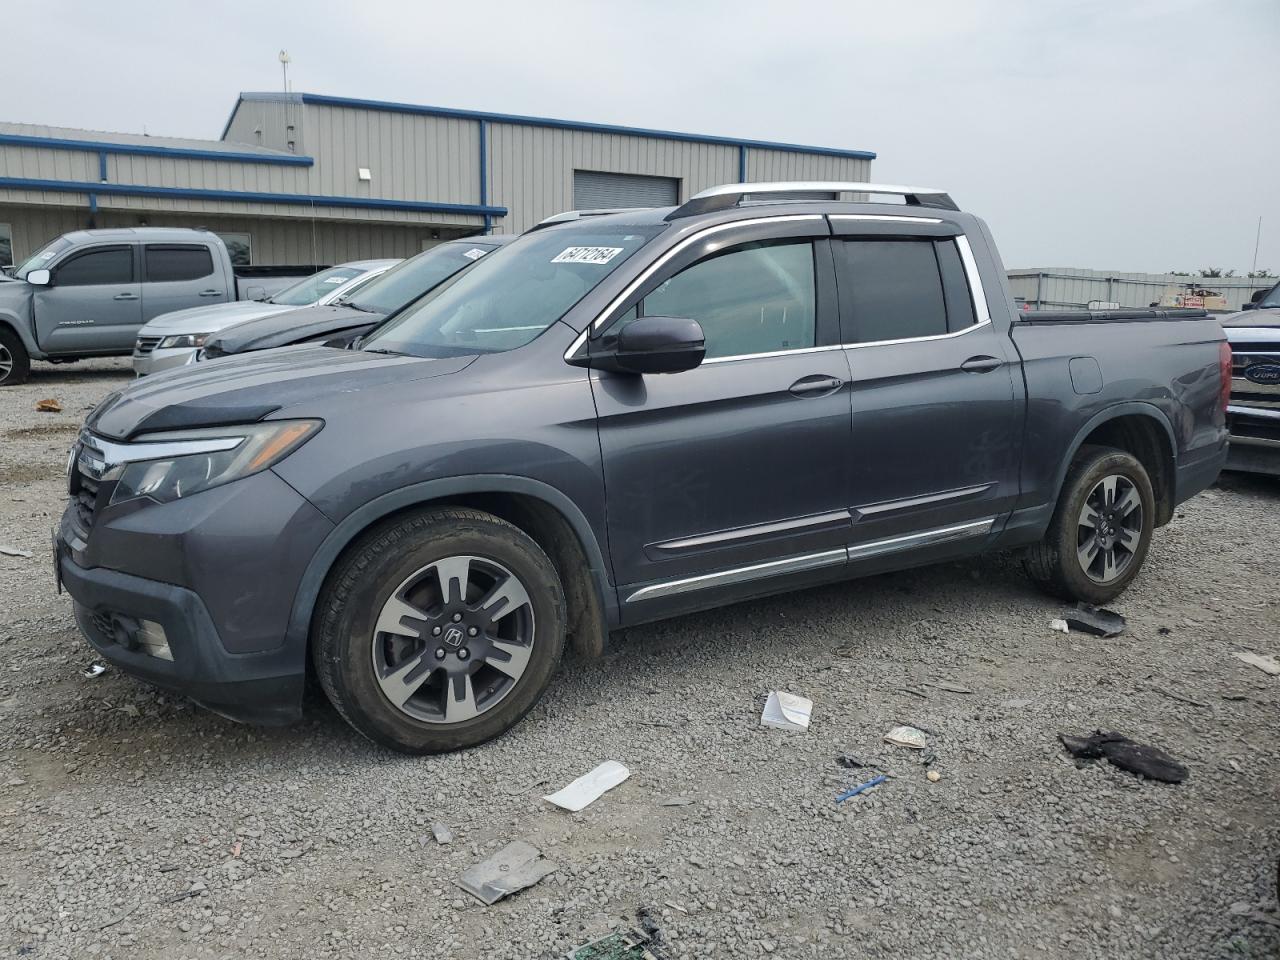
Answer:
[281,473,618,658]
[0,309,41,359]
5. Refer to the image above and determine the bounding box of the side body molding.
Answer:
[281,474,618,655]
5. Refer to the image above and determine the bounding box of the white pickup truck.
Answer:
[0,227,322,385]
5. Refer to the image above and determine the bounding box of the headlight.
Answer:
[107,420,322,506]
[157,334,208,350]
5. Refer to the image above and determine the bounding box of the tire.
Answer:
[312,506,566,753]
[1023,445,1156,605]
[0,327,31,386]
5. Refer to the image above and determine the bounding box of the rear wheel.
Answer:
[0,327,31,386]
[312,507,566,753]
[1024,445,1155,604]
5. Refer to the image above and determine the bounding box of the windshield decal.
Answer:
[551,246,624,265]
[462,248,488,261]
[323,276,346,284]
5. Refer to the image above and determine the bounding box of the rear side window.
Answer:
[840,240,947,342]
[54,246,133,286]
[637,240,816,359]
[144,245,214,283]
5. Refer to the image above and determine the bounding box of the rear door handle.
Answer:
[789,374,845,397]
[112,293,139,301]
[960,355,1003,373]
[198,289,223,297]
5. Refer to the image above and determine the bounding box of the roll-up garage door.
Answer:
[573,170,680,209]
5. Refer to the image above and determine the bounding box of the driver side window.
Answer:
[632,240,817,359]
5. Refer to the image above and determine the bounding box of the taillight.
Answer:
[1219,340,1232,414]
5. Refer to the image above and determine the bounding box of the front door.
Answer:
[35,244,142,353]
[831,228,1021,566]
[590,218,854,621]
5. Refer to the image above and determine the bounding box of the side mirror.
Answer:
[579,316,706,375]
[1241,301,1256,310]
[26,268,50,286]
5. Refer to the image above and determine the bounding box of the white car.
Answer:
[131,259,399,375]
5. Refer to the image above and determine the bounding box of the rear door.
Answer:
[141,243,226,321]
[831,219,1021,565]
[590,216,854,621]
[33,244,141,353]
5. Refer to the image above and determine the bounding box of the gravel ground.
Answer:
[1,359,1278,960]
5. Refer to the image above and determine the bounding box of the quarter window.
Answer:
[54,246,133,286]
[144,245,214,283]
[635,240,817,359]
[217,233,252,267]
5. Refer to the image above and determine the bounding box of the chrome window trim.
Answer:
[954,235,992,326]
[841,319,992,351]
[625,548,846,603]
[701,344,845,364]
[829,214,944,225]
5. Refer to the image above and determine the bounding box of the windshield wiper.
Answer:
[362,347,407,357]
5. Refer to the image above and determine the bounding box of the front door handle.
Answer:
[198,289,223,297]
[112,292,139,301]
[960,355,1003,373]
[789,374,845,397]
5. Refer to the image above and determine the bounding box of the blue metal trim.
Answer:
[0,177,507,217]
[738,145,747,183]
[88,193,97,214]
[98,151,108,182]
[478,118,492,235]
[0,132,314,167]
[295,92,877,161]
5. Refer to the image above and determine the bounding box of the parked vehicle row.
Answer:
[54,181,1230,753]
[1220,279,1280,476]
[0,228,323,385]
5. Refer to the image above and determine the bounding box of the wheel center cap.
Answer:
[442,625,466,648]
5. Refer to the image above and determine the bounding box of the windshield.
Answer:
[346,242,500,315]
[362,224,663,358]
[14,237,72,280]
[269,266,363,306]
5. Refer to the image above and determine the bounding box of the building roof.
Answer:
[0,120,311,165]
[229,92,877,161]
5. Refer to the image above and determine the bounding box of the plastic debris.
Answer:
[35,398,62,413]
[1233,651,1280,676]
[431,822,453,844]
[836,774,887,803]
[884,725,927,750]
[1049,618,1070,633]
[657,797,695,807]
[0,545,33,559]
[1059,730,1188,783]
[568,908,666,958]
[760,691,812,731]
[543,760,630,812]
[456,840,557,905]
[1063,604,1126,637]
[83,663,107,679]
[836,753,875,769]
[927,770,942,783]
[927,680,975,695]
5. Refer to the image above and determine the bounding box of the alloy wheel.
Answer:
[371,555,536,724]
[0,344,12,379]
[1076,474,1144,583]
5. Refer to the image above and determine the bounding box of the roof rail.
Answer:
[665,181,958,220]
[530,208,644,231]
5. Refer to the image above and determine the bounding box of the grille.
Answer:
[135,336,162,355]
[69,441,104,539]
[90,611,117,643]
[1229,344,1280,410]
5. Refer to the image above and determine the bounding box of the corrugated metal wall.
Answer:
[1008,267,1272,312]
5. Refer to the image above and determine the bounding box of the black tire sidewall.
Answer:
[317,512,565,753]
[0,327,31,386]
[1051,449,1155,604]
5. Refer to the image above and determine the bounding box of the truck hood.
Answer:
[1221,307,1280,331]
[87,345,475,440]
[138,300,299,336]
[205,304,383,356]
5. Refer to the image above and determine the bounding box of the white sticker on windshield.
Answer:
[551,246,624,265]
[323,276,346,284]
[462,248,488,261]
[40,250,57,260]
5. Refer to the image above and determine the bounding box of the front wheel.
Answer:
[0,327,31,386]
[1023,445,1155,605]
[312,507,566,753]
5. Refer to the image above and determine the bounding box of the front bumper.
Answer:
[57,467,335,724]
[132,345,198,377]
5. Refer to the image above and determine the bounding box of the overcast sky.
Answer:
[4,0,1276,272]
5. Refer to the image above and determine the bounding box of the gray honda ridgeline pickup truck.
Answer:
[55,182,1230,753]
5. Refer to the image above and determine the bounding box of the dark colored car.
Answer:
[55,182,1229,753]
[198,236,515,360]
[1220,287,1280,475]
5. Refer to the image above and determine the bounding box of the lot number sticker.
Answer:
[551,246,624,265]
[323,276,346,284]
[462,248,488,261]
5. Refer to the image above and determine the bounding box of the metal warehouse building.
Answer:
[0,92,875,269]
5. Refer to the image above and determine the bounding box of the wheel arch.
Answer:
[1054,403,1177,526]
[0,311,41,359]
[285,475,617,663]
